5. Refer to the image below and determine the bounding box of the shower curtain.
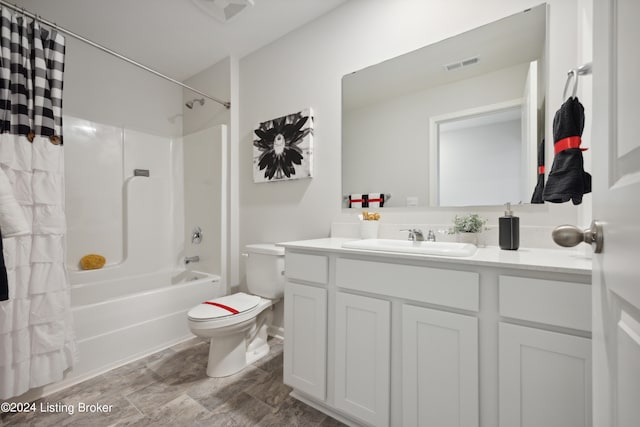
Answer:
[0,7,76,399]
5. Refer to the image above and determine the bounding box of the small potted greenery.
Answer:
[449,214,487,246]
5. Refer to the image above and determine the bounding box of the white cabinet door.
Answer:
[283,281,327,400]
[402,304,479,427]
[499,322,591,427]
[335,292,390,427]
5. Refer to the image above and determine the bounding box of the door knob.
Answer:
[552,220,603,253]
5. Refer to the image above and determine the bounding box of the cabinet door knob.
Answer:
[552,220,603,253]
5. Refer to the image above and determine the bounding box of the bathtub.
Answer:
[65,269,222,387]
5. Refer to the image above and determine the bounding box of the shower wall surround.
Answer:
[64,116,180,279]
[183,125,228,280]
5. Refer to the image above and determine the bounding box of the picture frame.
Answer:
[253,108,314,183]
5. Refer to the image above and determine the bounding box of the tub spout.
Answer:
[185,256,200,265]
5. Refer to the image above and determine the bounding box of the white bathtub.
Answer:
[66,269,222,387]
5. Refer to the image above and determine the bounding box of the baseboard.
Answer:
[267,324,284,340]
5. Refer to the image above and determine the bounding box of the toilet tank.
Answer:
[245,243,285,299]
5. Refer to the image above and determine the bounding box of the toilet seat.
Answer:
[188,292,261,321]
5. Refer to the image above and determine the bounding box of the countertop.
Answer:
[277,238,592,276]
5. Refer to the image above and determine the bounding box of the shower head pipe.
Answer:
[185,98,205,109]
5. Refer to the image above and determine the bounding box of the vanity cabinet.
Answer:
[280,239,591,427]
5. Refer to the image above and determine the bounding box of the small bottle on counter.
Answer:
[499,203,519,250]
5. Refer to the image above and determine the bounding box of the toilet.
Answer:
[187,243,285,377]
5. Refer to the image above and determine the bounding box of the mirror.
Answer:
[342,4,546,207]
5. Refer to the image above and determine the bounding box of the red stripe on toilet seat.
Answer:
[203,301,239,314]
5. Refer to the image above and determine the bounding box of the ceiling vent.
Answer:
[192,0,255,23]
[443,56,479,71]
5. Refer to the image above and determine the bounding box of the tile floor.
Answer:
[1,337,346,426]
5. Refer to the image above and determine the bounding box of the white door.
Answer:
[592,1,640,426]
[334,291,390,427]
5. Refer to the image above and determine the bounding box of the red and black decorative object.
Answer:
[542,97,591,205]
[253,108,314,183]
[348,193,385,208]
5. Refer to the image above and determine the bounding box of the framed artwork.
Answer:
[253,108,313,182]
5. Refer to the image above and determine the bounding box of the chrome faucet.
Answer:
[185,255,200,264]
[426,230,436,242]
[401,228,424,241]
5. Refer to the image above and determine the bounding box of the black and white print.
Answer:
[253,108,313,183]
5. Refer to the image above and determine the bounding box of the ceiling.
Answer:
[10,0,348,81]
[343,4,545,111]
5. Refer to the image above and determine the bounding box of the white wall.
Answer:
[183,58,231,135]
[64,38,183,138]
[238,0,583,285]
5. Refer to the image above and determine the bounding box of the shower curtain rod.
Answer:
[0,0,231,109]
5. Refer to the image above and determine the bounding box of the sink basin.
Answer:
[342,239,477,257]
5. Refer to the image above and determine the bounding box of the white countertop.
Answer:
[278,238,592,276]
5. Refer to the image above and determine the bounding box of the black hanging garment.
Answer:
[542,97,591,205]
[530,139,545,204]
[1,229,8,301]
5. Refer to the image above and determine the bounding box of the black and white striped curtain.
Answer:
[0,7,75,399]
[0,7,65,143]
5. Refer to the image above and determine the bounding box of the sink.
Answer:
[342,239,477,257]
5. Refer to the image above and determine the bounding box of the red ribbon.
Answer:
[538,165,545,174]
[350,198,383,203]
[203,301,239,314]
[554,136,588,154]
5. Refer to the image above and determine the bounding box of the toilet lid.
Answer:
[188,292,261,321]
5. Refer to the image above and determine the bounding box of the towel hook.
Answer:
[563,62,592,101]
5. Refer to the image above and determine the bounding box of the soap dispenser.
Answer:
[499,203,519,250]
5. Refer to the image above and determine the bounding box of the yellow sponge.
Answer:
[80,254,106,270]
